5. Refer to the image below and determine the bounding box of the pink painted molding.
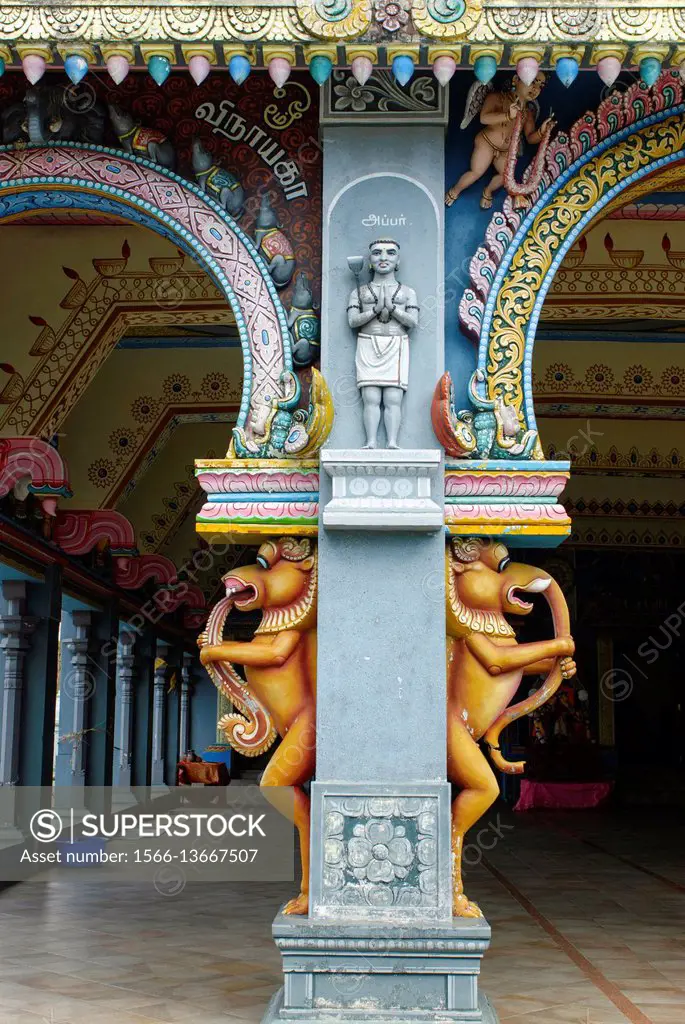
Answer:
[0,436,71,515]
[459,72,685,342]
[197,500,318,522]
[54,509,137,556]
[197,469,319,494]
[445,503,570,524]
[445,471,568,498]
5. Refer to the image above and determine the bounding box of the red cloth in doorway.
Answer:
[514,780,613,811]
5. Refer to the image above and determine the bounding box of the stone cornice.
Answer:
[2,2,685,49]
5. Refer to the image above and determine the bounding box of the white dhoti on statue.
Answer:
[355,333,409,391]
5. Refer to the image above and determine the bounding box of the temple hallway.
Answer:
[0,809,683,1024]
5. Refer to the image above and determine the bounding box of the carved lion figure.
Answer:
[446,537,575,916]
[199,537,317,915]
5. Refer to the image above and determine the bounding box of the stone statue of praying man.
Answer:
[347,238,419,449]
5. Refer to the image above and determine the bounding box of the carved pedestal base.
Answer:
[262,914,498,1023]
[321,450,443,531]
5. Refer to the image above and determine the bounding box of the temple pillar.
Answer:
[265,74,495,1023]
[151,640,170,785]
[132,628,155,787]
[85,601,119,801]
[0,582,36,785]
[18,567,62,788]
[114,628,137,788]
[179,652,193,758]
[54,610,94,789]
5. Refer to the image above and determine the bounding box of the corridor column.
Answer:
[179,652,193,757]
[114,628,136,788]
[151,640,170,786]
[55,611,94,788]
[266,73,495,1023]
[0,582,36,785]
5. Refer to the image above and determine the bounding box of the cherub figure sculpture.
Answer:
[445,73,553,210]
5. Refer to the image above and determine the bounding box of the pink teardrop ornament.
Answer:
[433,55,456,87]
[189,54,211,86]
[351,55,373,86]
[268,57,291,88]
[106,54,130,85]
[597,55,621,87]
[22,54,46,85]
[516,57,539,87]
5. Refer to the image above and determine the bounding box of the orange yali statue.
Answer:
[446,537,575,916]
[199,537,316,915]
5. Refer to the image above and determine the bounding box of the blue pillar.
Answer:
[113,626,137,788]
[0,582,36,785]
[19,566,62,787]
[164,645,182,786]
[85,600,119,791]
[151,640,170,786]
[131,628,155,787]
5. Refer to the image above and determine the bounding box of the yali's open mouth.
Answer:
[506,577,550,612]
[223,578,258,608]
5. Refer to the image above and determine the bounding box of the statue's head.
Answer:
[450,537,552,617]
[221,538,316,614]
[513,72,546,102]
[369,238,400,276]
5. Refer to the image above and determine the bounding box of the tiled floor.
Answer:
[0,808,683,1023]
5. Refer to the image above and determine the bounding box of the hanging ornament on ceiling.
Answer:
[433,54,457,87]
[555,56,579,88]
[268,56,292,88]
[148,54,171,87]
[64,53,88,85]
[309,55,333,86]
[22,53,47,85]
[188,54,211,86]
[106,54,130,85]
[639,56,661,88]
[516,56,539,86]
[351,55,373,86]
[474,54,497,85]
[228,54,251,86]
[596,55,622,87]
[391,54,414,87]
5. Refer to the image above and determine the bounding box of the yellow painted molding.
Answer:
[0,45,11,65]
[468,45,503,65]
[223,45,256,65]
[181,44,218,66]
[15,44,52,62]
[590,45,628,63]
[509,45,546,66]
[196,523,318,539]
[427,46,462,64]
[57,44,96,65]
[386,45,420,61]
[262,45,296,66]
[195,458,319,470]
[550,45,585,64]
[631,44,671,65]
[304,44,339,64]
[346,46,377,65]
[140,44,176,66]
[672,46,685,67]
[100,44,136,64]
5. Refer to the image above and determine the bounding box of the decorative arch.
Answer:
[0,143,292,433]
[460,73,685,442]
